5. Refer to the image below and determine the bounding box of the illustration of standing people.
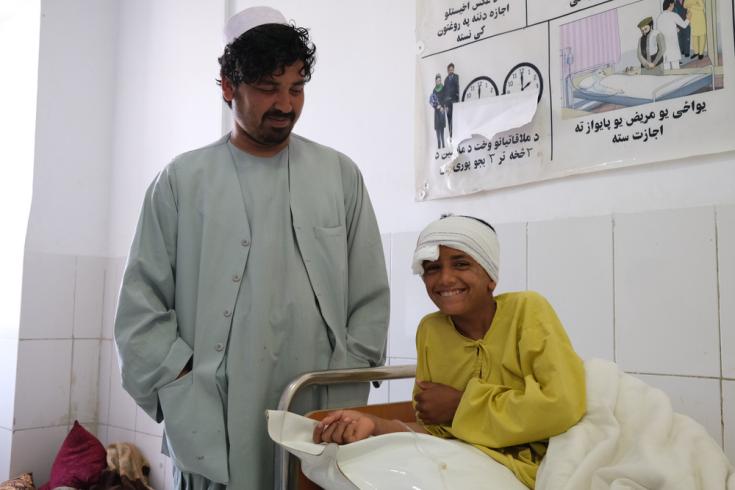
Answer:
[443,63,460,142]
[674,0,692,57]
[656,0,691,70]
[637,17,665,72]
[684,0,707,59]
[430,74,447,149]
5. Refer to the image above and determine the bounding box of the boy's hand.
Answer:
[414,381,462,426]
[312,410,376,444]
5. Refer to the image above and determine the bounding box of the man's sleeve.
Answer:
[340,158,390,369]
[653,33,666,65]
[450,297,586,448]
[413,319,453,438]
[114,166,193,422]
[637,39,646,65]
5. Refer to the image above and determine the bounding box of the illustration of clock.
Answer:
[461,76,499,101]
[502,62,543,103]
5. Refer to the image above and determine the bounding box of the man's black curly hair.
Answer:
[217,23,316,90]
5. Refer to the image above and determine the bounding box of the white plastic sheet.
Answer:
[267,410,527,490]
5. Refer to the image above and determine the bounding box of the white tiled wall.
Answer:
[0,340,17,431]
[70,339,102,425]
[528,215,614,361]
[19,253,75,340]
[9,426,67,485]
[4,254,162,485]
[614,207,720,377]
[14,339,73,430]
[724,380,735,465]
[0,428,11,482]
[493,222,527,294]
[73,257,106,339]
[718,205,735,379]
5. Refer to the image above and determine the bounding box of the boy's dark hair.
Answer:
[663,0,674,10]
[440,213,496,233]
[217,23,316,90]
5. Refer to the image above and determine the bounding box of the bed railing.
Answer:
[274,364,417,490]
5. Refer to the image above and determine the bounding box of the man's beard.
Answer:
[248,110,296,146]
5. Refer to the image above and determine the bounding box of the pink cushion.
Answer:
[40,421,107,489]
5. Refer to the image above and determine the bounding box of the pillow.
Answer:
[39,421,107,490]
[0,473,35,489]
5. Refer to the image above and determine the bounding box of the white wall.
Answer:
[229,0,735,237]
[106,0,225,257]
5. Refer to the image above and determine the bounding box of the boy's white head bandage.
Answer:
[412,216,500,282]
[223,6,288,45]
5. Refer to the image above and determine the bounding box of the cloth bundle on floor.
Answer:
[90,443,153,490]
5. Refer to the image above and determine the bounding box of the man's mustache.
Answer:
[264,110,295,121]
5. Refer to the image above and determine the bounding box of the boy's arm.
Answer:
[450,327,586,448]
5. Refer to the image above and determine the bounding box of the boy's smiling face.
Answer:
[421,246,496,319]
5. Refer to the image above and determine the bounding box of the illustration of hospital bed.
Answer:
[569,64,715,108]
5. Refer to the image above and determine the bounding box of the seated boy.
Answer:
[312,215,587,488]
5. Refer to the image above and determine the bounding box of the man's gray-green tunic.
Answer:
[114,133,389,488]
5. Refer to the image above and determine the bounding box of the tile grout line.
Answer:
[386,233,392,402]
[102,264,113,431]
[68,256,79,428]
[611,215,617,363]
[626,371,722,380]
[713,206,725,448]
[524,221,529,290]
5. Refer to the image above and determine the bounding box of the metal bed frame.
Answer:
[274,364,417,490]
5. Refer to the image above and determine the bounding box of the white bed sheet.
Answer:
[578,72,709,100]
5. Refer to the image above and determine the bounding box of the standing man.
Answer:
[674,0,691,58]
[442,63,460,142]
[657,0,691,70]
[637,17,666,72]
[683,0,707,60]
[114,6,389,489]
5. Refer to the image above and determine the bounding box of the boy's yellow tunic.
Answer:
[414,291,586,488]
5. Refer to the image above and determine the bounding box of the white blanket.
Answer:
[538,359,735,490]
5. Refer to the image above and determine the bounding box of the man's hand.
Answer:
[312,410,376,444]
[414,381,463,426]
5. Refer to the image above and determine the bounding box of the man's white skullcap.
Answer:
[412,215,500,282]
[223,6,287,45]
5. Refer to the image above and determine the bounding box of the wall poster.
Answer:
[415,0,735,200]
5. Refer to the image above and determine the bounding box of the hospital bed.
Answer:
[274,364,417,490]
[570,64,714,107]
[272,360,735,490]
